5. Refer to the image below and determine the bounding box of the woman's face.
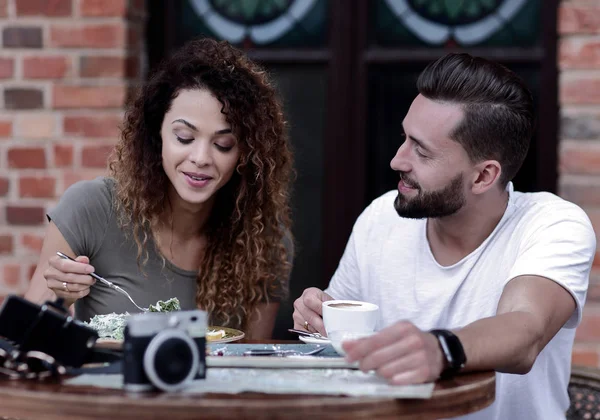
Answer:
[160,88,241,211]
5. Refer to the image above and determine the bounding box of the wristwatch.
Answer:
[430,329,467,379]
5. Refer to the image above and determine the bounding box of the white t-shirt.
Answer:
[325,183,596,420]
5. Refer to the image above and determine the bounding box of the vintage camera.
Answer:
[123,309,207,392]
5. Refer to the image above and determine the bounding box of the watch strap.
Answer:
[430,329,467,379]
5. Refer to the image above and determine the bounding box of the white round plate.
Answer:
[299,335,330,345]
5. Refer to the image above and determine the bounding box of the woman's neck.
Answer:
[162,186,214,240]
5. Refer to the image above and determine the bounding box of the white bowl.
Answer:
[328,330,374,356]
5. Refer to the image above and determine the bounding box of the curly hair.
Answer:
[108,38,294,330]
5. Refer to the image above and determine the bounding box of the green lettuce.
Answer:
[86,297,181,340]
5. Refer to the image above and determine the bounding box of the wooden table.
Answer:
[0,340,495,419]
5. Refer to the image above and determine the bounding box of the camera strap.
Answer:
[0,336,123,375]
[66,350,123,375]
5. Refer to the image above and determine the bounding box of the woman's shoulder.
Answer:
[61,176,116,206]
[50,177,118,222]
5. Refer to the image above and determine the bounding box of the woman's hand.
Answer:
[43,254,96,306]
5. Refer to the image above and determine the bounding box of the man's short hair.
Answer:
[417,53,534,186]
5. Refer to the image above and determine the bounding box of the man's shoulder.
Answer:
[512,189,591,224]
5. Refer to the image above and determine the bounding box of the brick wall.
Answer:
[1,0,600,367]
[559,0,600,366]
[0,0,144,304]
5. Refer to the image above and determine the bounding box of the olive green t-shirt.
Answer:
[47,177,290,323]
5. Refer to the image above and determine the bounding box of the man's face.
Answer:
[390,94,472,219]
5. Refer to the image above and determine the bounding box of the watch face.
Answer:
[438,335,455,365]
[432,329,466,371]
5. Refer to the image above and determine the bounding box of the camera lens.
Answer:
[143,330,199,392]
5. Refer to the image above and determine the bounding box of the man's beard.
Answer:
[393,173,466,219]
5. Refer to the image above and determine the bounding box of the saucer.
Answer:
[299,335,331,345]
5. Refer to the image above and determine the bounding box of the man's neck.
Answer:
[426,188,509,266]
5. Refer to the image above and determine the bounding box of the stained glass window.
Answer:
[372,0,541,47]
[178,0,328,48]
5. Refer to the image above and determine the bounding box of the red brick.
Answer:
[127,25,142,50]
[560,77,600,105]
[3,27,43,48]
[50,24,125,48]
[560,143,600,175]
[577,310,600,341]
[80,56,128,78]
[5,88,44,109]
[0,177,8,197]
[0,58,14,79]
[559,4,600,34]
[0,120,12,137]
[131,0,144,16]
[2,264,21,288]
[126,56,140,78]
[6,206,45,225]
[81,0,126,16]
[64,114,121,138]
[16,0,71,16]
[572,348,599,367]
[22,234,43,253]
[0,235,13,254]
[23,56,70,79]
[82,145,114,168]
[593,251,600,271]
[7,147,46,169]
[19,176,56,198]
[0,0,7,17]
[16,114,56,138]
[53,85,126,108]
[588,213,600,244]
[560,38,600,70]
[588,278,600,302]
[560,183,600,207]
[53,144,73,167]
[62,170,105,190]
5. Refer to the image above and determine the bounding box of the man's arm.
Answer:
[343,275,578,384]
[456,275,575,374]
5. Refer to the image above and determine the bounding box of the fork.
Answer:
[288,328,326,339]
[243,347,326,357]
[56,252,149,312]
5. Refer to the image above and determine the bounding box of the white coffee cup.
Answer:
[322,300,378,335]
[322,300,379,356]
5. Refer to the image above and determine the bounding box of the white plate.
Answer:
[299,335,330,345]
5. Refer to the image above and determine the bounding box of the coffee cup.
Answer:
[322,300,378,335]
[322,300,378,356]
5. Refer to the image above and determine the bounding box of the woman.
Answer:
[24,38,294,339]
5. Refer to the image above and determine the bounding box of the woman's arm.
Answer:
[246,302,280,339]
[25,221,95,307]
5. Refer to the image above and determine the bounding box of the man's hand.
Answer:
[292,287,333,335]
[343,321,446,385]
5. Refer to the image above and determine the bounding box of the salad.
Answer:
[86,297,181,340]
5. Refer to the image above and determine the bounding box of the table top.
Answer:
[0,340,495,420]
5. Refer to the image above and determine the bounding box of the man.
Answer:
[293,53,596,419]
